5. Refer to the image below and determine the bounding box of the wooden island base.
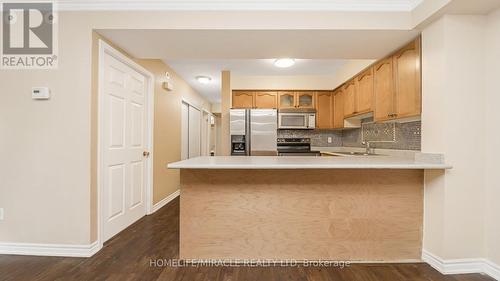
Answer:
[180,169,424,261]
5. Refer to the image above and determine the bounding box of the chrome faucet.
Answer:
[362,141,373,155]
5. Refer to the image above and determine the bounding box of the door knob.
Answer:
[143,151,150,157]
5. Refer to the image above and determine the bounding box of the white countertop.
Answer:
[168,154,452,170]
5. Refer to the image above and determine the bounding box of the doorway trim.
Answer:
[97,39,154,249]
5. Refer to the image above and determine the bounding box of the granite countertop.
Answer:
[167,153,452,170]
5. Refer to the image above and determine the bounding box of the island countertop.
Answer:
[167,154,452,170]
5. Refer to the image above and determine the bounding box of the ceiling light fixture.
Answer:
[274,58,295,68]
[196,76,212,84]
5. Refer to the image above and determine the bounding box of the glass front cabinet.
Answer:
[278,91,315,109]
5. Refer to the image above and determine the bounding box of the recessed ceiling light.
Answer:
[274,58,295,68]
[196,76,212,84]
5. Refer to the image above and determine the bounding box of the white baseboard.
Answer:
[423,250,500,280]
[150,189,180,214]
[0,241,101,257]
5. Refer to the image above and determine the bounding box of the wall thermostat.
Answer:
[32,87,50,100]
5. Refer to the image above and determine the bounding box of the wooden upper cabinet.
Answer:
[278,91,315,109]
[355,67,374,113]
[278,92,295,109]
[232,91,254,109]
[296,92,315,109]
[315,92,332,129]
[373,58,395,122]
[343,80,356,117]
[393,38,421,119]
[254,91,277,109]
[333,89,344,129]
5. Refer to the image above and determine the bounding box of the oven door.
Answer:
[278,113,309,129]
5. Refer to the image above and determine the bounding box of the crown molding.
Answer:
[55,0,423,12]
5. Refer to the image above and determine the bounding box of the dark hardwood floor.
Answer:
[0,198,494,281]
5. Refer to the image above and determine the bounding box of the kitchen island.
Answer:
[168,154,450,262]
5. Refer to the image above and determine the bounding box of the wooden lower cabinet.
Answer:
[254,91,277,109]
[315,92,333,129]
[232,91,254,109]
[333,89,344,129]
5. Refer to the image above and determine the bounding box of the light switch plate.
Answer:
[162,82,173,91]
[0,208,4,221]
[32,87,50,99]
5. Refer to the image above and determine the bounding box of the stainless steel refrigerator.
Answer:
[230,109,277,156]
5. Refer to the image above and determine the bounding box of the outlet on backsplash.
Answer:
[327,137,332,144]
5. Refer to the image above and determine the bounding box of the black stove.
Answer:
[277,138,320,156]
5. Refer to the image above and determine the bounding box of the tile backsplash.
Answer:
[278,121,421,151]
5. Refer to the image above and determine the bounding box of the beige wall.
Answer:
[484,7,500,265]
[135,59,210,205]
[220,71,231,156]
[0,15,93,244]
[422,12,500,263]
[422,14,486,259]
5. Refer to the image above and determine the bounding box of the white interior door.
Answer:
[102,51,148,242]
[188,106,201,158]
[181,102,189,160]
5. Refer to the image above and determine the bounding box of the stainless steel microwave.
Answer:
[278,111,316,129]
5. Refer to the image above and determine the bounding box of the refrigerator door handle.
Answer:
[246,109,251,156]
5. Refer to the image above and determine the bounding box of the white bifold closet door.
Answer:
[188,106,201,158]
[201,112,211,156]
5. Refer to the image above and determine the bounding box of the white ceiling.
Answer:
[165,59,349,103]
[58,0,424,11]
[98,29,419,60]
